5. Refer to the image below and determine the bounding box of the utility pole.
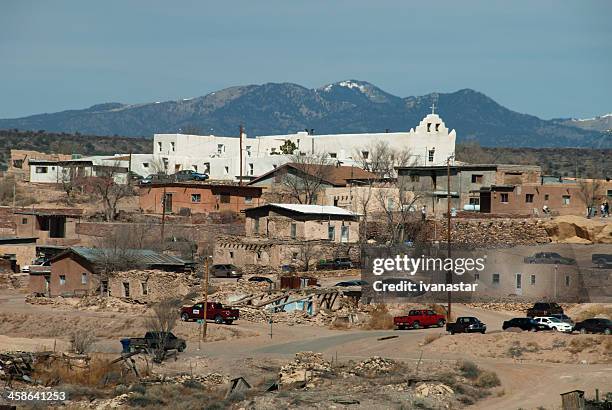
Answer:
[161,186,167,241]
[203,256,209,340]
[446,155,454,321]
[239,124,244,186]
[128,151,132,185]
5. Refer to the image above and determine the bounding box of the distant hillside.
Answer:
[553,113,612,133]
[1,80,609,148]
[0,129,150,170]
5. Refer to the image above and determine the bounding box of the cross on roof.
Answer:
[430,102,436,114]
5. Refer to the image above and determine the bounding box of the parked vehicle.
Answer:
[334,280,368,287]
[180,302,240,324]
[140,173,168,185]
[502,317,547,332]
[128,332,186,352]
[21,258,50,273]
[550,313,574,326]
[210,264,242,278]
[524,252,576,265]
[316,257,354,270]
[573,318,612,335]
[446,317,486,335]
[526,302,564,318]
[533,316,573,332]
[174,169,209,182]
[394,309,446,330]
[592,254,612,269]
[247,276,273,284]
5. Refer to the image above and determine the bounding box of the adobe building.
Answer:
[396,164,542,216]
[139,182,263,215]
[14,209,82,246]
[30,246,187,297]
[7,149,72,182]
[0,236,37,272]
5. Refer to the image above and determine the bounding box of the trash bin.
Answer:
[120,338,131,353]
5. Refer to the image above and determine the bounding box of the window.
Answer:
[256,251,261,260]
[22,218,28,224]
[562,195,570,205]
[248,163,254,175]
[245,196,253,204]
[59,275,66,285]
[428,149,435,162]
[157,142,162,152]
[328,225,335,241]
[330,153,337,158]
[474,272,480,281]
[254,218,259,233]
[500,193,509,203]
[290,223,297,240]
[246,146,252,157]
[471,174,483,184]
[142,162,149,168]
[224,166,229,175]
[492,273,500,284]
[123,282,130,297]
[142,282,148,295]
[204,163,210,173]
[217,144,224,155]
[525,194,534,203]
[229,251,234,259]
[191,193,201,203]
[81,273,87,284]
[435,123,440,131]
[51,166,55,171]
[544,194,549,201]
[341,226,349,243]
[410,175,420,182]
[565,275,570,287]
[361,151,369,159]
[469,197,480,205]
[170,142,175,152]
[516,273,522,289]
[220,194,230,203]
[607,189,612,198]
[427,123,432,132]
[35,166,48,174]
[530,274,536,285]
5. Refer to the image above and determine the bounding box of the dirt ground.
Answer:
[1,288,611,409]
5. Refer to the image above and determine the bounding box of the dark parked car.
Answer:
[174,169,209,181]
[247,276,273,284]
[526,302,564,318]
[524,252,576,265]
[574,318,612,335]
[334,280,368,287]
[446,317,486,335]
[316,257,354,270]
[592,254,612,269]
[502,317,547,332]
[128,332,186,352]
[210,264,242,278]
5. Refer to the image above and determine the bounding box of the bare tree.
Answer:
[298,241,318,271]
[149,157,168,175]
[145,298,181,363]
[375,179,423,244]
[354,141,418,178]
[578,179,603,217]
[70,329,95,354]
[281,153,331,204]
[91,164,135,222]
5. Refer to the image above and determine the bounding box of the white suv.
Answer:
[533,316,573,333]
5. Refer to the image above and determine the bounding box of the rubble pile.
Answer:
[414,382,454,399]
[352,357,399,376]
[279,352,332,388]
[0,352,35,381]
[25,295,147,313]
[143,372,229,386]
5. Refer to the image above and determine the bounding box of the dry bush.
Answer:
[474,370,501,388]
[573,305,612,322]
[457,360,480,379]
[70,329,95,354]
[34,356,119,387]
[422,333,443,345]
[364,305,394,329]
[506,341,524,358]
[567,337,599,354]
[0,177,38,206]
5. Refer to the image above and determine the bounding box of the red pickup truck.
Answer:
[394,309,446,330]
[180,302,239,325]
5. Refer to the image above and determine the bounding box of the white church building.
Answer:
[152,111,456,181]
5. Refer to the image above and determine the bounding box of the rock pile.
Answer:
[414,382,454,399]
[352,356,399,376]
[279,352,332,388]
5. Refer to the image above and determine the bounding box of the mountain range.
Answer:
[1,80,610,148]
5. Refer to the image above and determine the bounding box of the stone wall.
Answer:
[107,270,199,303]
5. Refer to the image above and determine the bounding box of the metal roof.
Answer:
[267,203,361,216]
[67,247,186,267]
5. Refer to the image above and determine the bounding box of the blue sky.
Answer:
[1,0,610,119]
